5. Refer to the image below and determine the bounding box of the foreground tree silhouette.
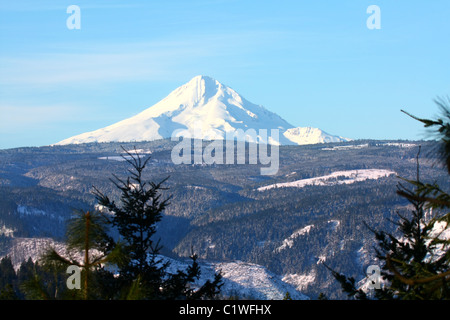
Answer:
[369,147,448,299]
[329,98,450,299]
[39,209,121,299]
[93,147,222,299]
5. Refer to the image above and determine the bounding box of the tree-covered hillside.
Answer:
[0,139,446,298]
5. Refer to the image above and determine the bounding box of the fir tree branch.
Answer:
[386,254,450,285]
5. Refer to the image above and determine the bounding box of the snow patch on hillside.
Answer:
[4,238,65,270]
[1,238,309,300]
[0,225,15,237]
[322,142,416,151]
[274,225,313,253]
[322,144,368,151]
[379,142,416,148]
[162,255,309,299]
[98,148,153,161]
[282,271,317,292]
[203,260,310,300]
[257,169,396,191]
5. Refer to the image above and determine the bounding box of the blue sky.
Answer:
[0,0,449,149]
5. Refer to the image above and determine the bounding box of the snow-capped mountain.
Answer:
[56,75,348,146]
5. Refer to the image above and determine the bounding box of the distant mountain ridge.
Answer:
[283,127,350,145]
[56,75,349,145]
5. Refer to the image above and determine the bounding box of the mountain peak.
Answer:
[190,75,216,82]
[55,76,349,146]
[186,75,217,91]
[179,75,222,104]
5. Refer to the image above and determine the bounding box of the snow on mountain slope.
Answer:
[274,225,313,253]
[4,238,65,270]
[163,256,309,300]
[2,237,309,300]
[282,271,317,292]
[257,169,397,191]
[55,75,347,146]
[209,260,309,300]
[283,127,350,145]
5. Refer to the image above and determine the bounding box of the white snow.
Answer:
[316,254,327,265]
[122,148,152,154]
[426,219,450,263]
[322,142,417,151]
[258,169,397,191]
[322,143,369,151]
[98,156,132,161]
[185,185,207,191]
[274,225,313,253]
[98,148,152,161]
[284,127,350,145]
[379,142,416,148]
[202,260,310,300]
[3,238,65,270]
[430,220,450,241]
[282,271,316,292]
[0,225,14,237]
[55,75,347,146]
[1,237,309,300]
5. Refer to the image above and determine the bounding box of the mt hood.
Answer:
[56,76,349,145]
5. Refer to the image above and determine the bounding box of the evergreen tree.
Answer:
[17,258,36,285]
[0,256,18,300]
[317,292,328,300]
[402,96,450,174]
[0,284,17,300]
[16,258,39,299]
[370,148,448,299]
[160,252,222,300]
[93,147,171,297]
[40,209,122,299]
[93,147,222,299]
[330,98,450,299]
[283,291,292,300]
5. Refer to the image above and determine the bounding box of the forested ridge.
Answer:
[0,139,447,299]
